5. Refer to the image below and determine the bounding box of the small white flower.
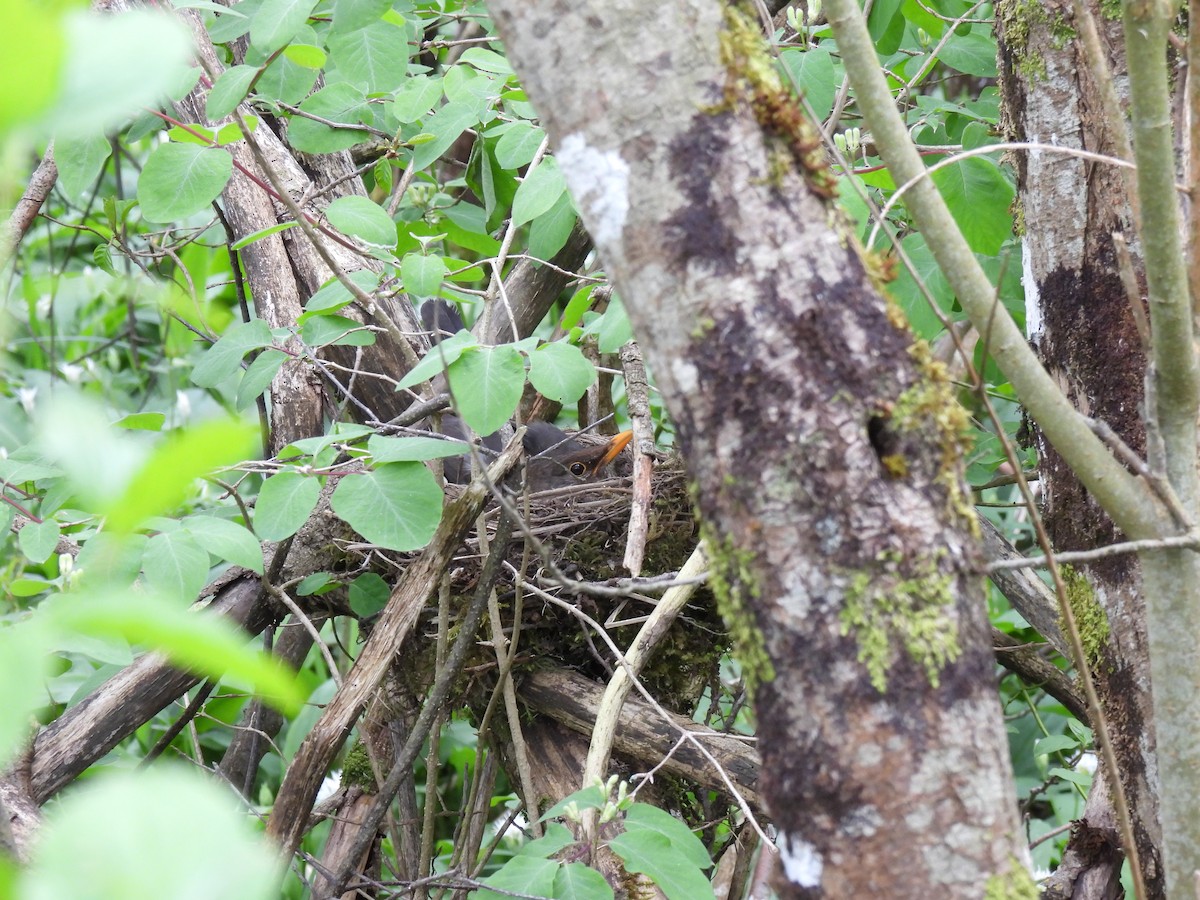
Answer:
[175,390,192,421]
[17,386,38,415]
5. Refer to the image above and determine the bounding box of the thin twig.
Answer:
[514,568,772,847]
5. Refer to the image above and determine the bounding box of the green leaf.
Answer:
[327,195,397,248]
[17,769,280,900]
[512,158,566,228]
[935,30,998,78]
[288,83,373,153]
[866,0,905,54]
[327,22,407,92]
[249,0,318,53]
[254,471,321,541]
[596,297,633,353]
[495,122,544,169]
[192,319,275,388]
[929,155,1014,255]
[49,11,193,138]
[297,571,333,595]
[236,348,288,410]
[93,243,117,275]
[447,345,525,436]
[518,822,577,858]
[528,191,577,261]
[391,74,444,124]
[231,221,301,250]
[411,101,478,170]
[283,43,326,69]
[0,0,64,136]
[19,519,61,565]
[206,65,259,120]
[330,463,443,552]
[885,233,955,341]
[1049,766,1093,788]
[138,143,234,224]
[142,530,211,602]
[540,785,608,821]
[401,253,447,298]
[528,342,596,404]
[349,572,389,617]
[470,856,559,900]
[182,515,264,574]
[208,0,256,42]
[779,46,836,122]
[35,399,143,511]
[300,269,380,320]
[300,314,376,347]
[106,418,259,532]
[367,435,470,462]
[1034,734,1081,756]
[333,0,393,32]
[554,862,614,900]
[74,532,148,593]
[396,328,478,390]
[0,619,53,770]
[115,412,166,431]
[54,132,112,202]
[255,51,318,104]
[623,804,711,871]
[51,592,305,713]
[331,468,444,554]
[608,831,716,900]
[458,47,513,76]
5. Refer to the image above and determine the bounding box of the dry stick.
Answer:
[520,668,761,808]
[620,342,654,575]
[579,543,708,845]
[1,143,58,264]
[480,134,552,341]
[265,437,523,858]
[986,531,1200,571]
[1068,0,1139,230]
[326,513,516,898]
[991,629,1089,724]
[581,542,709,797]
[514,569,771,846]
[229,108,424,375]
[1113,232,1151,353]
[479,511,542,839]
[1189,0,1200,319]
[414,579,452,900]
[1086,416,1193,530]
[972,301,1146,900]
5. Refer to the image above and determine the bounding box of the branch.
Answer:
[824,0,1159,540]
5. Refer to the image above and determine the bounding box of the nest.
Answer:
[347,456,726,716]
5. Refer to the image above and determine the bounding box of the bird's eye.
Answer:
[569,462,587,477]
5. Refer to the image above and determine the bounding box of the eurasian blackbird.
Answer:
[435,415,631,490]
[418,301,631,489]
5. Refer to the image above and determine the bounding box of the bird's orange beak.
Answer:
[594,430,633,472]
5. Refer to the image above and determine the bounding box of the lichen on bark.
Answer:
[839,549,963,692]
[701,527,775,692]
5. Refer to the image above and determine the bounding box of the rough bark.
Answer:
[995,0,1162,891]
[490,0,1027,894]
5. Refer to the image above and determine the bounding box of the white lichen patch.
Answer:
[557,132,630,245]
[780,832,823,887]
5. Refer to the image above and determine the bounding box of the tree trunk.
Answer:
[996,0,1161,892]
[489,1,1029,894]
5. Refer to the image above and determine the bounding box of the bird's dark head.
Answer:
[523,425,632,491]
